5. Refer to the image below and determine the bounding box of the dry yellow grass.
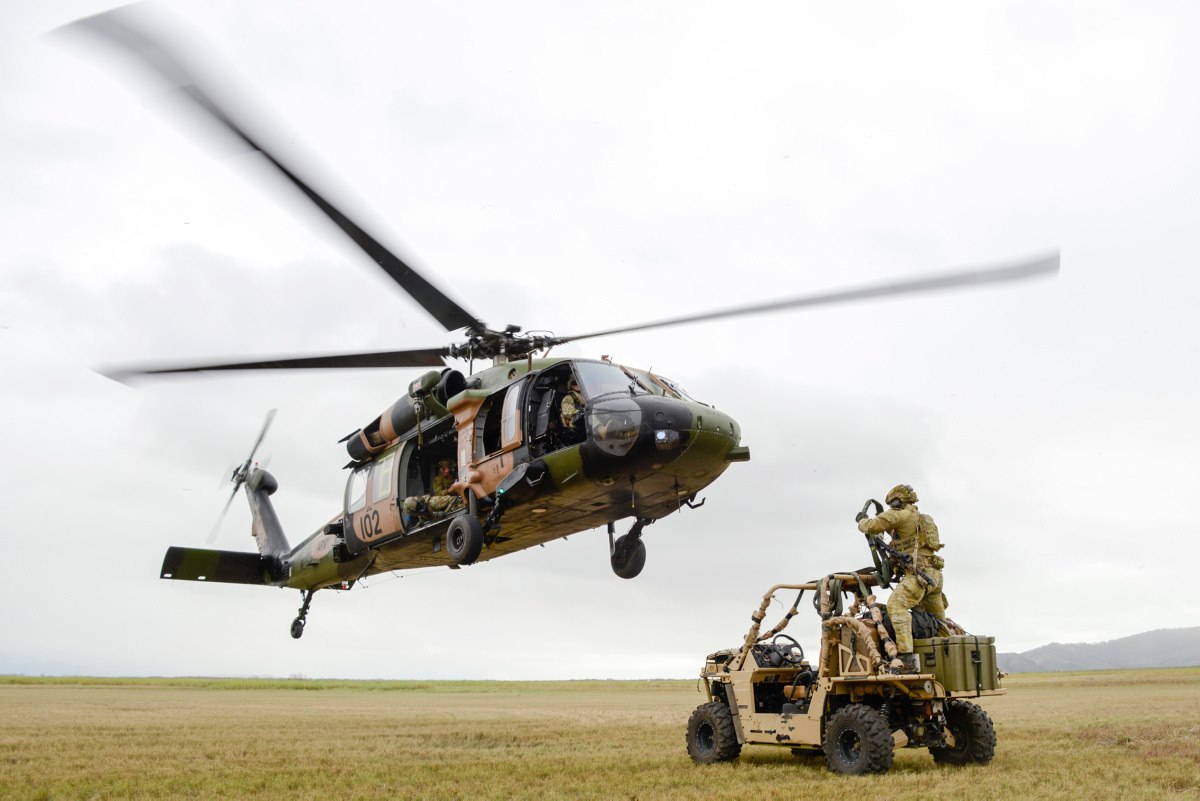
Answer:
[1,670,1197,800]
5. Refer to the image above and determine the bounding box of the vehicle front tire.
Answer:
[446,514,484,566]
[686,702,741,764]
[930,700,996,766]
[611,534,646,579]
[290,617,305,639]
[823,703,894,775]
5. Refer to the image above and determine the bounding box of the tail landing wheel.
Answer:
[290,589,314,639]
[609,518,651,579]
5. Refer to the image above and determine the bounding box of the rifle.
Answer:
[870,534,936,588]
[858,498,936,588]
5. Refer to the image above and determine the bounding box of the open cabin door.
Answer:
[468,379,526,493]
[341,413,459,552]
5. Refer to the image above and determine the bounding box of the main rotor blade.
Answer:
[102,348,449,383]
[557,251,1059,344]
[207,485,239,544]
[244,408,277,471]
[60,7,486,335]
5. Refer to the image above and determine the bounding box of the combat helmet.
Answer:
[885,484,919,507]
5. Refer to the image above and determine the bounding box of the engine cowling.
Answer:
[345,369,465,461]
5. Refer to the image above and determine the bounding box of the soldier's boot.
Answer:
[893,653,919,674]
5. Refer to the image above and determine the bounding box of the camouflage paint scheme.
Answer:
[160,356,748,593]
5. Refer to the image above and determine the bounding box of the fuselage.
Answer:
[275,357,748,590]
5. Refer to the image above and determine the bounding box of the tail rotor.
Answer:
[208,409,276,543]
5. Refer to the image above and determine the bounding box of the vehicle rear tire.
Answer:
[823,703,894,775]
[686,702,741,764]
[611,534,646,579]
[930,700,996,765]
[446,514,483,566]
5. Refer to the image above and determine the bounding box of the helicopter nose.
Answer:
[585,395,747,467]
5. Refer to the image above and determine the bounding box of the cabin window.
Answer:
[373,448,397,502]
[500,382,523,446]
[346,466,369,513]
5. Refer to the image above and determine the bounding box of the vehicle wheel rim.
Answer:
[450,528,463,551]
[697,721,715,754]
[950,722,968,753]
[836,729,862,764]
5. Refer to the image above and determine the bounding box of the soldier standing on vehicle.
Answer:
[856,484,947,673]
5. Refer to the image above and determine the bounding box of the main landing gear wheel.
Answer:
[447,514,484,566]
[609,518,651,579]
[611,534,646,579]
[290,589,314,639]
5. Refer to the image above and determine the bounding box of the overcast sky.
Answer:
[2,1,1197,680]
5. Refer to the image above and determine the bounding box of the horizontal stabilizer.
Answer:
[160,546,269,585]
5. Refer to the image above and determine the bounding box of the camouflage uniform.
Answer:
[857,484,947,655]
[431,468,454,497]
[403,459,462,524]
[560,388,583,429]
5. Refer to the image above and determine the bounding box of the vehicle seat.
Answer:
[782,663,815,701]
[533,389,555,439]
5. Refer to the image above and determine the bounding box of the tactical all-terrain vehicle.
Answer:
[687,571,1004,774]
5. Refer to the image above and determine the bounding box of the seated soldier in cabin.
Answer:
[402,459,463,527]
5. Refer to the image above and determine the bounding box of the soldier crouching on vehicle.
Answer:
[856,483,948,673]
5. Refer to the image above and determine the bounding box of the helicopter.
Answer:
[66,8,1058,639]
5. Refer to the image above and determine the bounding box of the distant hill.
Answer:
[998,626,1200,673]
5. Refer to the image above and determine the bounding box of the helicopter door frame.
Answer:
[469,379,527,494]
[344,444,402,551]
[526,362,581,455]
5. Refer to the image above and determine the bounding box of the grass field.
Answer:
[2,669,1198,800]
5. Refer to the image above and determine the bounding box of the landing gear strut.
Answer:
[290,589,314,639]
[609,518,651,579]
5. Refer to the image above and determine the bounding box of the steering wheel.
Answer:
[771,634,805,666]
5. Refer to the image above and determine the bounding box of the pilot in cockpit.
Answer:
[558,379,584,444]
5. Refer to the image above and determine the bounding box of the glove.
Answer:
[855,511,868,523]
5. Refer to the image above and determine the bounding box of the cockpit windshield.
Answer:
[624,367,667,396]
[574,361,649,399]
